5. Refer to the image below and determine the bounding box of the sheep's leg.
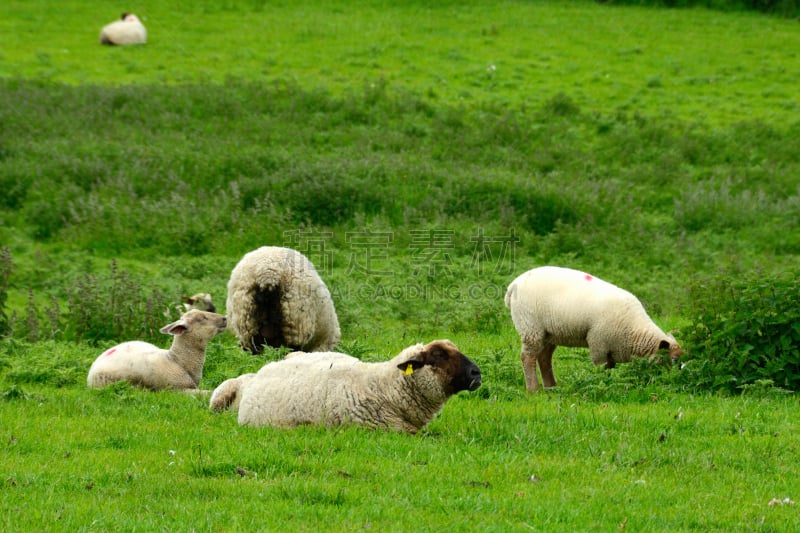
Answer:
[590,346,616,370]
[537,344,557,388]
[520,341,541,392]
[589,342,613,369]
[250,288,284,352]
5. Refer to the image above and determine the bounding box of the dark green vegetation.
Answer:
[2,77,798,391]
[603,0,799,16]
[1,0,799,530]
[683,273,800,392]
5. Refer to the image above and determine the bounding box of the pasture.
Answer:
[1,0,799,530]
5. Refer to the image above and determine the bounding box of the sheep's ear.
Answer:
[396,359,426,375]
[658,340,670,351]
[160,320,188,336]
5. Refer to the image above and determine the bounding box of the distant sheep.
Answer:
[226,246,340,354]
[182,293,216,313]
[210,340,482,433]
[99,13,147,46]
[164,293,216,320]
[505,266,682,392]
[87,309,227,391]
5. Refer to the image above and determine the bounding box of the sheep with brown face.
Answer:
[505,266,682,392]
[87,309,227,392]
[210,340,481,433]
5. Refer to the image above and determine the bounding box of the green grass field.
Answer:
[1,1,799,531]
[2,0,799,124]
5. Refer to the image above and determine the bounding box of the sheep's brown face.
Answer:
[657,339,683,365]
[400,340,482,395]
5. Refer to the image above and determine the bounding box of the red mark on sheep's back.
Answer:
[103,348,117,357]
[584,274,593,281]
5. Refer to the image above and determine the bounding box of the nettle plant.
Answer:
[65,260,178,345]
[682,271,800,392]
[0,247,12,337]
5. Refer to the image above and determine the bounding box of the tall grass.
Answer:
[2,79,798,299]
[604,0,799,16]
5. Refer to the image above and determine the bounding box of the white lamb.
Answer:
[87,309,227,391]
[209,340,482,433]
[505,266,682,392]
[99,13,147,46]
[226,246,340,354]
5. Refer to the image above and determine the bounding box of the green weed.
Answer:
[681,270,800,392]
[0,247,12,336]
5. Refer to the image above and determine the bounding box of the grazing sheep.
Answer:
[505,266,682,392]
[210,340,482,433]
[87,309,227,391]
[226,246,340,354]
[99,13,147,46]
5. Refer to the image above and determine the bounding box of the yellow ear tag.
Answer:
[404,364,414,376]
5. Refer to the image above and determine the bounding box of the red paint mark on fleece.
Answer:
[584,274,593,281]
[102,348,117,357]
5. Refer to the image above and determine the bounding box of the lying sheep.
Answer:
[208,351,349,412]
[99,13,147,46]
[87,309,227,391]
[210,340,482,433]
[226,246,340,354]
[182,293,216,313]
[164,293,216,320]
[208,372,256,413]
[505,266,682,392]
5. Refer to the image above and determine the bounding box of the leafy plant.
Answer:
[600,0,800,16]
[64,260,176,344]
[0,247,12,337]
[681,270,800,392]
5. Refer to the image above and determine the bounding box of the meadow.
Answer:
[1,0,799,530]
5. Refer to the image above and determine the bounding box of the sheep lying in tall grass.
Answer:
[210,340,482,433]
[226,246,340,354]
[87,309,227,392]
[99,13,147,46]
[182,293,216,313]
[163,293,216,320]
[505,266,682,392]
